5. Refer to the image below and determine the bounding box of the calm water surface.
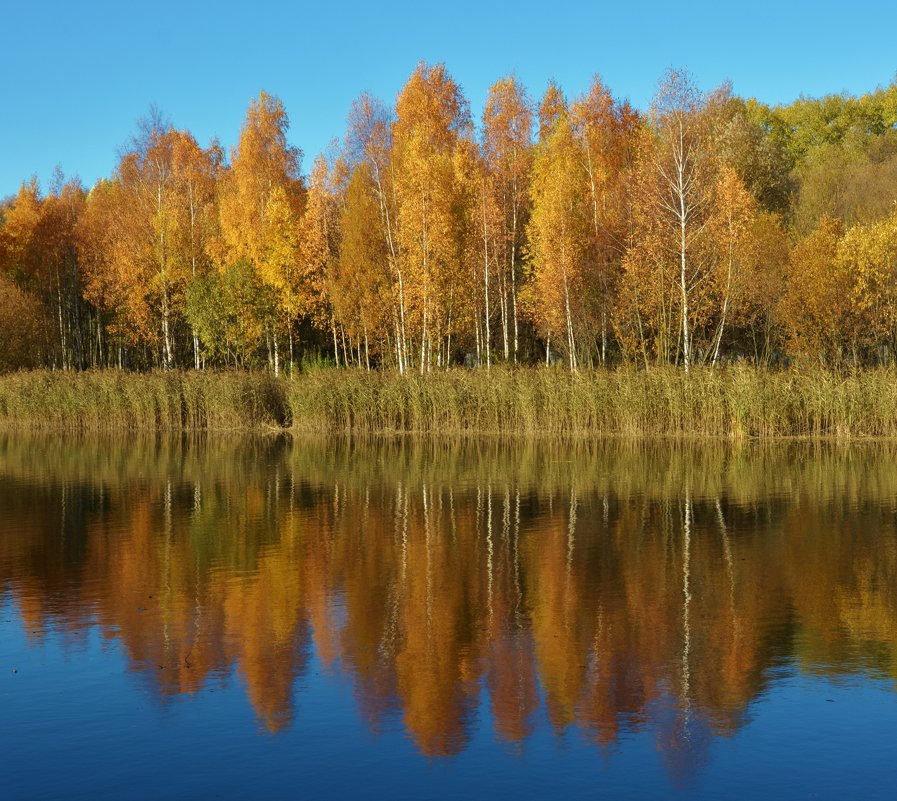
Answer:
[1,435,897,799]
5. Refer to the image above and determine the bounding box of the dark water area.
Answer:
[1,435,897,800]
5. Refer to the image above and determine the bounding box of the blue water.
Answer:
[1,437,896,800]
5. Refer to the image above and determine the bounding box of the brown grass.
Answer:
[2,365,897,437]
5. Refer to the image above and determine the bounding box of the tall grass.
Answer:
[3,365,897,436]
[0,370,289,431]
[287,365,897,438]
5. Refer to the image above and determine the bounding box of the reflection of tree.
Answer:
[484,488,539,746]
[3,435,897,768]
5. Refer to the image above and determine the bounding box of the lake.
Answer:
[1,435,896,799]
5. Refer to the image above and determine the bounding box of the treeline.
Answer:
[2,65,897,373]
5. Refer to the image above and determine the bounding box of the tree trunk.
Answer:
[332,316,340,367]
[712,229,735,367]
[364,324,370,371]
[288,325,294,377]
[482,195,491,370]
[563,267,577,371]
[161,284,174,369]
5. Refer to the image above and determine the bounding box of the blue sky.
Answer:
[2,0,895,197]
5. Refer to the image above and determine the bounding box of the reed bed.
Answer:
[2,365,897,437]
[0,369,289,431]
[287,365,897,438]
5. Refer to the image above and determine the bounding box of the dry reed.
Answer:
[3,365,897,437]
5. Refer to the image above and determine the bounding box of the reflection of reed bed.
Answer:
[1,432,895,511]
[4,366,897,436]
[0,431,290,494]
[285,437,896,510]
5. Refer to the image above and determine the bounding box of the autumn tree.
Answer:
[451,134,491,366]
[538,80,566,142]
[621,71,716,369]
[344,93,411,371]
[0,180,54,366]
[709,91,795,216]
[297,154,342,367]
[730,210,789,365]
[0,273,49,369]
[0,180,42,287]
[74,112,223,368]
[77,177,132,366]
[526,91,592,369]
[115,110,181,367]
[707,166,758,364]
[481,75,533,363]
[779,216,857,364]
[170,132,222,368]
[333,163,392,368]
[0,172,93,370]
[571,76,640,363]
[218,92,305,373]
[391,62,473,372]
[838,210,897,361]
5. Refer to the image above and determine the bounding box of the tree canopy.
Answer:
[3,68,897,371]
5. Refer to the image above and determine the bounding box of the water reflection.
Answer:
[2,435,897,772]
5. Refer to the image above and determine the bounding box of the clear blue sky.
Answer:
[2,0,895,198]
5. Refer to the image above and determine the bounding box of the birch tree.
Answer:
[345,93,409,371]
[708,166,757,364]
[297,155,341,368]
[391,62,472,372]
[571,77,640,363]
[171,133,221,368]
[74,112,183,367]
[219,92,304,372]
[334,163,391,368]
[482,76,533,363]
[623,71,715,370]
[526,111,591,369]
